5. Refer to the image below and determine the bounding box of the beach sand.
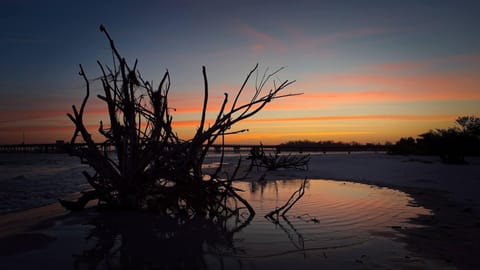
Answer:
[1,153,479,269]
[267,153,480,269]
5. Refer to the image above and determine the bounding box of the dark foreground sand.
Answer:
[0,203,65,255]
[1,153,479,269]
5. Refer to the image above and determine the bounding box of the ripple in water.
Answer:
[233,179,431,260]
[1,179,437,269]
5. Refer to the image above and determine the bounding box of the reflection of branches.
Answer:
[296,213,320,223]
[265,178,307,221]
[262,179,308,253]
[248,174,266,194]
[73,211,250,270]
[275,215,305,251]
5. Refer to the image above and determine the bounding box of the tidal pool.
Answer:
[224,179,440,269]
[1,179,443,270]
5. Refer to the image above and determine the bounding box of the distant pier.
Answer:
[0,141,114,154]
[0,143,62,153]
[0,142,387,154]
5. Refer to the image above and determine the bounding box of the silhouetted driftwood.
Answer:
[62,25,300,223]
[265,178,307,222]
[247,144,310,171]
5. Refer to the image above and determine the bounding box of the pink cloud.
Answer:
[166,68,480,113]
[301,71,480,93]
[169,114,456,126]
[251,43,265,53]
[286,26,391,51]
[298,88,480,103]
[240,24,287,53]
[245,114,456,123]
[359,51,480,74]
[0,106,109,124]
[447,53,480,64]
[365,61,431,72]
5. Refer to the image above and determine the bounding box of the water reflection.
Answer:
[273,215,305,251]
[70,180,430,269]
[73,211,243,270]
[233,180,431,261]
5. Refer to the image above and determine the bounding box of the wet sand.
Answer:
[0,203,64,257]
[1,153,479,269]
[395,186,480,270]
[266,153,480,269]
[0,203,66,239]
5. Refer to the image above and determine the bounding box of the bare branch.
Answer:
[197,66,209,136]
[265,178,307,221]
[62,25,300,228]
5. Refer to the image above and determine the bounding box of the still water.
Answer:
[1,179,437,270]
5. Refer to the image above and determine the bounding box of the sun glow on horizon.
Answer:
[1,1,479,145]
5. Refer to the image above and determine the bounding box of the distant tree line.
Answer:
[388,116,480,163]
[277,140,388,152]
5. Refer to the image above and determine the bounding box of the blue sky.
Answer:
[1,0,479,144]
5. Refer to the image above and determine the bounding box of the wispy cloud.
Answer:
[0,107,107,124]
[447,53,480,65]
[240,24,287,54]
[244,114,456,123]
[299,71,480,100]
[240,23,396,57]
[297,88,480,104]
[285,25,392,50]
[360,52,480,73]
[363,61,431,72]
[110,67,480,116]
[169,114,455,127]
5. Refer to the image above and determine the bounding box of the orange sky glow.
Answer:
[1,1,479,145]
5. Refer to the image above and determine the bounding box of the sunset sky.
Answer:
[1,0,479,144]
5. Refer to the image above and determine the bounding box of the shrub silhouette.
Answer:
[389,115,480,163]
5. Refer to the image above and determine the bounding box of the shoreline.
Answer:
[1,153,479,269]
[264,153,480,269]
[0,202,67,239]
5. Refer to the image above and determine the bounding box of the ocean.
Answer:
[0,153,90,214]
[0,152,244,214]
